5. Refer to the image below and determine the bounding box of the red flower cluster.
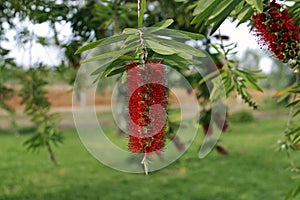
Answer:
[202,115,228,135]
[252,0,300,66]
[127,62,167,153]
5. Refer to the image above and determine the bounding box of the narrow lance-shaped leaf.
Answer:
[252,0,263,13]
[206,0,238,24]
[75,34,133,55]
[237,6,254,26]
[106,66,128,77]
[91,55,135,76]
[81,46,136,64]
[145,35,205,57]
[145,40,176,55]
[192,0,220,24]
[151,19,174,28]
[209,0,241,35]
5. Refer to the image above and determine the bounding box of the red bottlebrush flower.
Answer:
[213,112,228,132]
[216,63,224,69]
[282,20,297,31]
[281,32,290,42]
[186,88,193,95]
[270,0,281,9]
[277,53,284,60]
[202,124,213,135]
[169,135,185,152]
[258,13,267,21]
[216,145,229,155]
[278,43,286,51]
[251,0,300,65]
[289,50,296,56]
[269,9,281,20]
[292,31,299,41]
[282,9,289,19]
[127,62,167,154]
[269,22,281,31]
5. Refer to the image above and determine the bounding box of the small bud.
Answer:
[277,53,284,60]
[289,50,296,56]
[289,59,297,68]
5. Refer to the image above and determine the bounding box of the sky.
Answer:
[2,18,273,73]
[2,20,72,67]
[218,19,273,72]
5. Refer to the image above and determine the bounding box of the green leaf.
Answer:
[153,53,191,70]
[209,0,241,35]
[145,40,176,55]
[81,46,135,64]
[193,0,215,15]
[177,30,205,40]
[199,70,220,85]
[75,34,132,55]
[206,0,238,24]
[286,127,300,136]
[145,35,205,57]
[121,34,140,49]
[233,0,245,15]
[91,55,135,76]
[252,0,263,13]
[285,182,300,200]
[123,28,139,34]
[81,51,123,64]
[75,38,106,55]
[191,0,220,24]
[151,19,174,28]
[237,6,254,26]
[287,100,300,108]
[90,59,114,76]
[168,108,181,122]
[246,0,263,13]
[293,108,300,117]
[146,29,204,40]
[210,17,228,35]
[106,66,127,77]
[273,85,295,98]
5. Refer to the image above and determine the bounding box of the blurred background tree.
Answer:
[0,0,298,169]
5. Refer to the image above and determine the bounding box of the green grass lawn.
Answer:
[0,117,298,200]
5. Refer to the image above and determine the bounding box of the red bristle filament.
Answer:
[251,0,300,64]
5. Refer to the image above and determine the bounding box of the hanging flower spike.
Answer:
[169,135,185,152]
[251,0,300,69]
[213,112,229,132]
[202,124,213,135]
[127,61,167,156]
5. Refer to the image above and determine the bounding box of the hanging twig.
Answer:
[137,0,149,175]
[284,72,300,172]
[141,153,149,175]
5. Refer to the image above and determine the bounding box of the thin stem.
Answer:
[218,31,241,96]
[138,0,141,19]
[284,72,300,172]
[138,30,147,66]
[45,140,58,165]
[137,0,145,28]
[141,153,149,175]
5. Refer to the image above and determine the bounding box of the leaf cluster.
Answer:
[19,67,62,164]
[75,20,205,79]
[208,43,265,109]
[191,0,262,35]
